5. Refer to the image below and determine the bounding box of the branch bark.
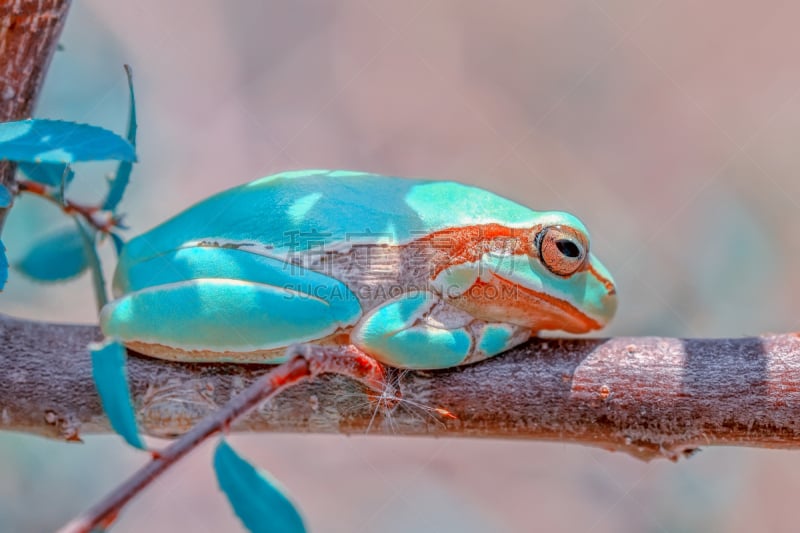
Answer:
[0,0,71,230]
[2,313,800,461]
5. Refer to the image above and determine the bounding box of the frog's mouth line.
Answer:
[450,273,602,334]
[491,274,603,333]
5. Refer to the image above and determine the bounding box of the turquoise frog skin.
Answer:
[100,170,617,369]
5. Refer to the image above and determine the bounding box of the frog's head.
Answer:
[439,212,617,334]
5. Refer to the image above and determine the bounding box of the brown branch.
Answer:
[0,0,72,231]
[2,313,800,462]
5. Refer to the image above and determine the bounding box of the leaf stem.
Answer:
[74,219,108,311]
[18,179,122,234]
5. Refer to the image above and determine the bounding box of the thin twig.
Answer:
[18,179,122,233]
[58,348,390,533]
[57,356,312,533]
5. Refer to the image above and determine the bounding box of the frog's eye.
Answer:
[535,225,588,277]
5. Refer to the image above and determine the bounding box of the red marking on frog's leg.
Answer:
[283,343,399,407]
[434,407,458,419]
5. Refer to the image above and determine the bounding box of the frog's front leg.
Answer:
[351,291,531,370]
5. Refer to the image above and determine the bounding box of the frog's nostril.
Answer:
[602,291,618,322]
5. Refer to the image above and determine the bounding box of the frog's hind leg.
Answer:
[100,246,363,362]
[350,291,531,369]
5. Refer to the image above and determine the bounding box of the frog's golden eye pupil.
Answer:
[556,239,581,258]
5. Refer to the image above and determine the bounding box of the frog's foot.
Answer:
[351,290,532,369]
[282,343,400,409]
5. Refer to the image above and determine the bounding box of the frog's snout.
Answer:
[586,255,617,328]
[599,288,618,326]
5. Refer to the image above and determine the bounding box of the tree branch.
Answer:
[0,0,71,231]
[2,313,799,461]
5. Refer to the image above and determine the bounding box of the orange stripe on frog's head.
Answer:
[415,219,617,333]
[587,262,616,296]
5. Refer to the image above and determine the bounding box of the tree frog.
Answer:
[100,170,616,370]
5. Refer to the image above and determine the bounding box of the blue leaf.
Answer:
[19,161,75,187]
[90,340,144,449]
[110,232,126,256]
[0,119,136,164]
[103,65,138,211]
[214,440,306,533]
[0,183,11,208]
[0,239,8,291]
[16,225,89,282]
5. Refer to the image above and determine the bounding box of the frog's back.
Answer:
[121,169,539,267]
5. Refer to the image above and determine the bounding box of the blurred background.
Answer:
[2,1,800,531]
